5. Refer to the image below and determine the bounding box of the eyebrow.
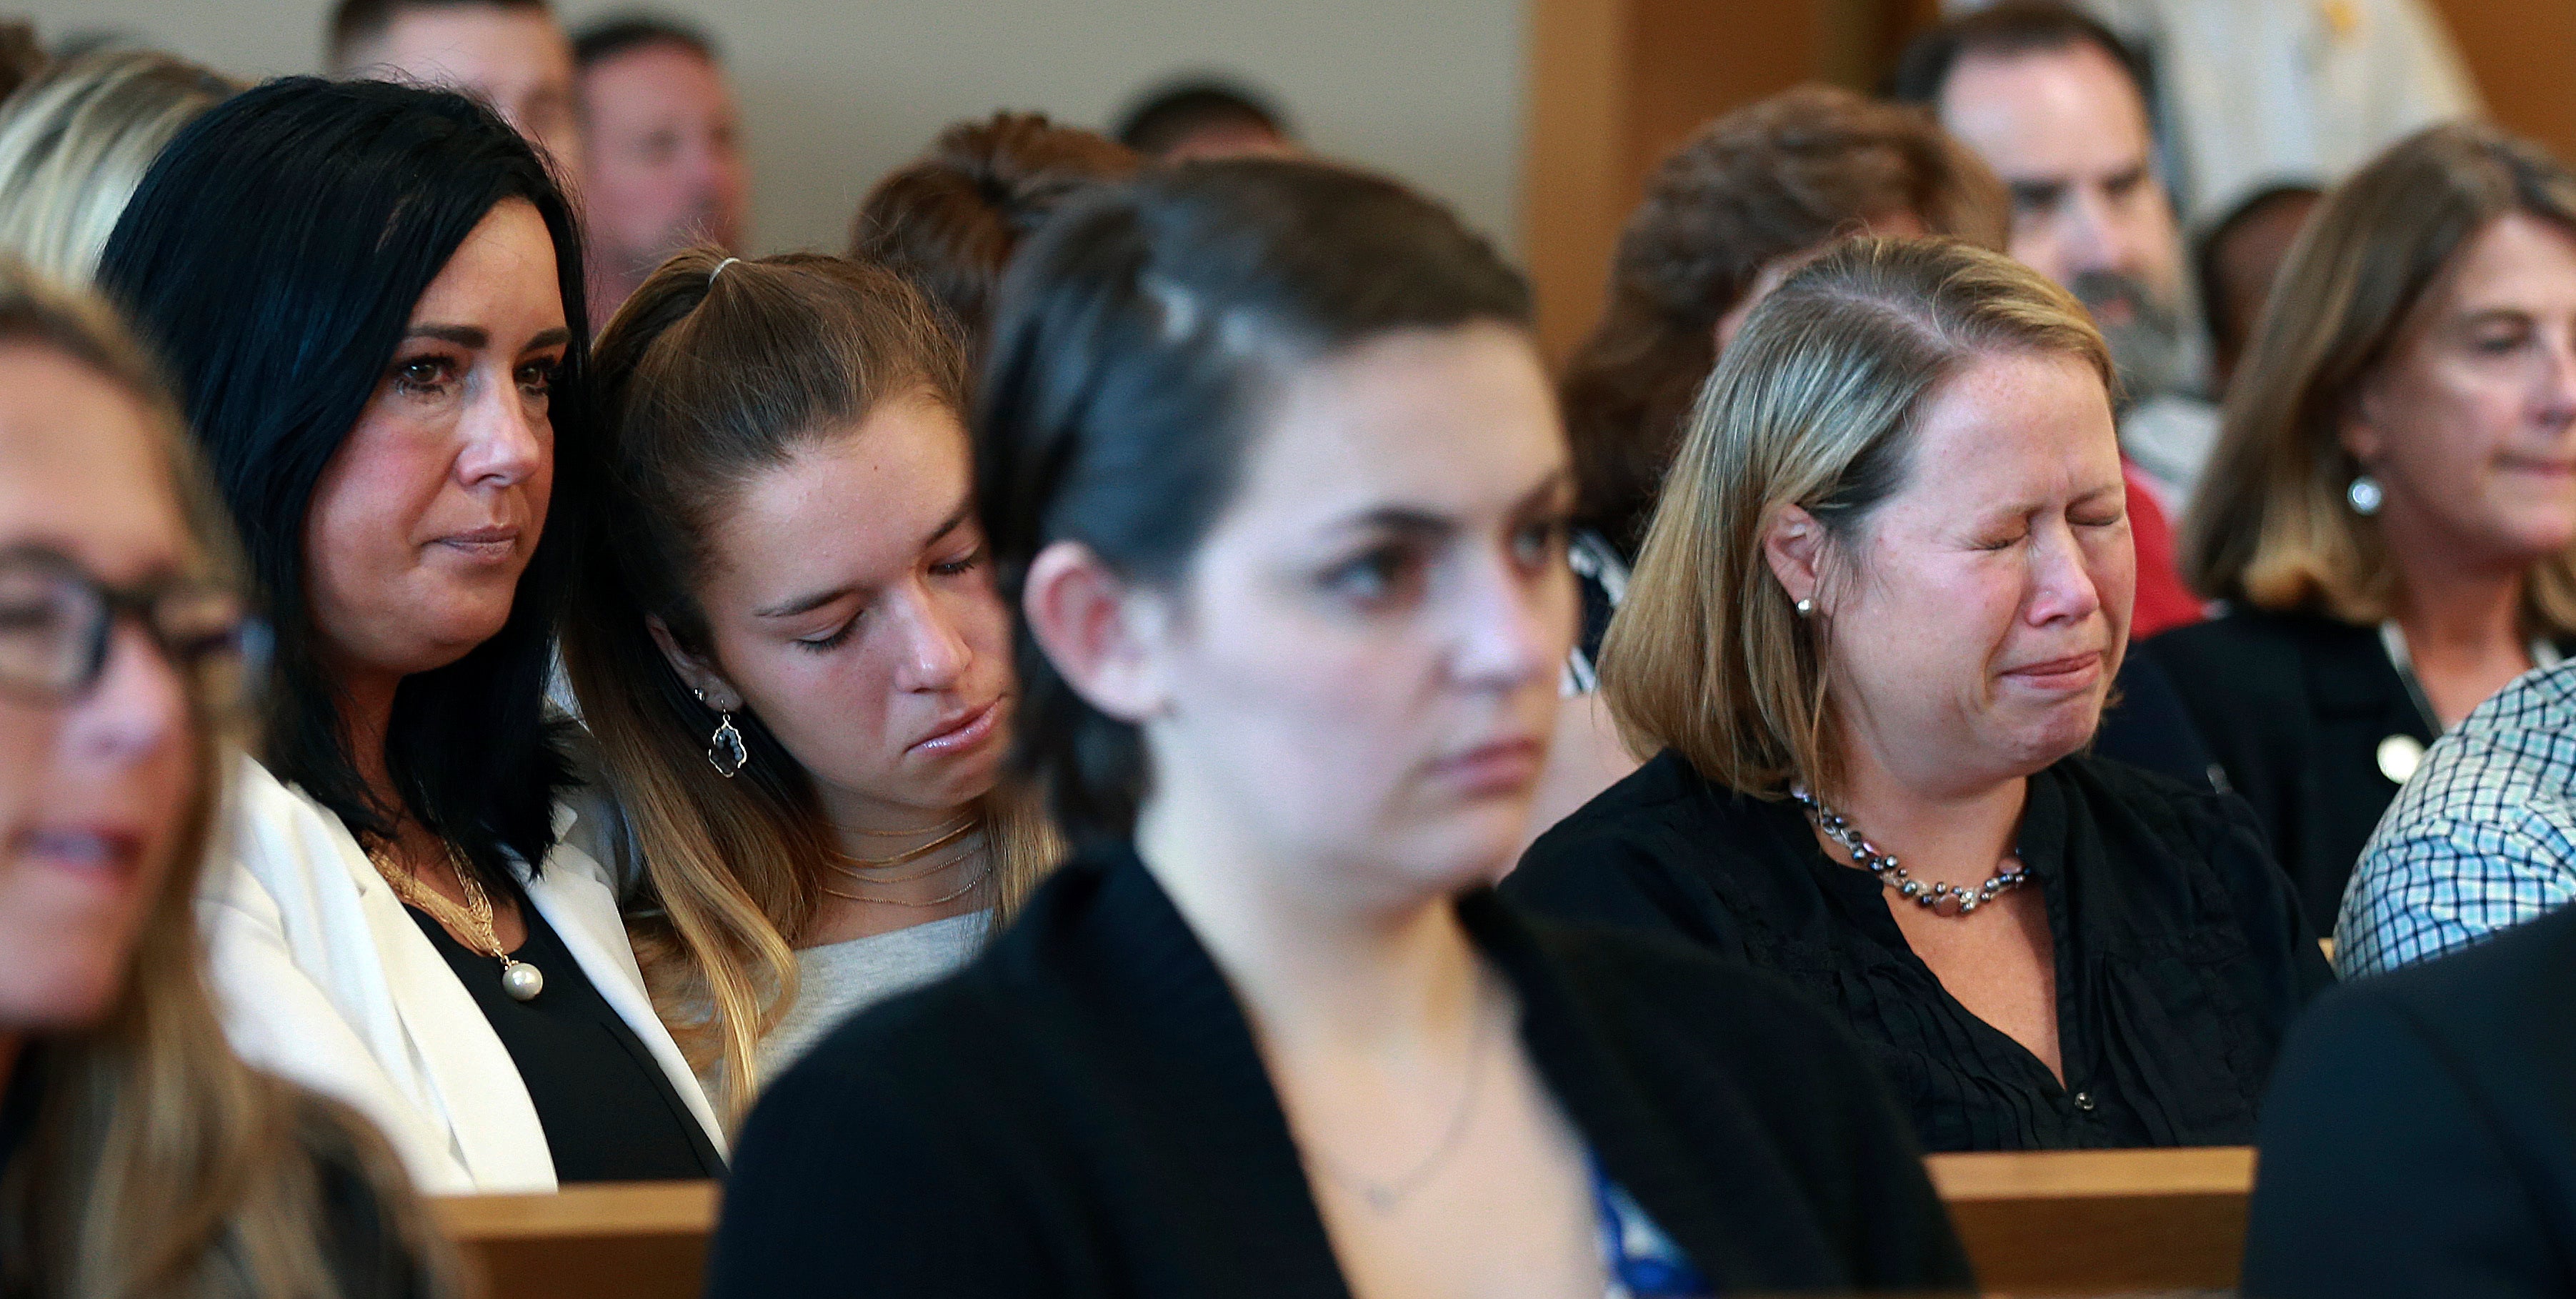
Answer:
[750,497,976,620]
[402,324,574,354]
[1317,468,1577,542]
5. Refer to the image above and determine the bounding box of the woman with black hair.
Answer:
[707,161,1971,1297]
[96,78,723,1193]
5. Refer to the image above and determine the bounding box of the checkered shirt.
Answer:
[2337,661,2576,977]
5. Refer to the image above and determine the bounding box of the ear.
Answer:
[647,615,742,712]
[1022,539,1172,725]
[1761,503,1828,611]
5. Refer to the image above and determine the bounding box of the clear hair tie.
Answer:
[709,257,742,285]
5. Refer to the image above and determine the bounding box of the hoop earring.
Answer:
[692,687,749,778]
[2347,474,2384,516]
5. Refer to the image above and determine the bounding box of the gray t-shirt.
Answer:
[757,910,989,1083]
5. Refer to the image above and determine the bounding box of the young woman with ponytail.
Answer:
[565,249,1055,1120]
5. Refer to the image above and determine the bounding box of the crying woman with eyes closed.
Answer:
[562,249,1057,1120]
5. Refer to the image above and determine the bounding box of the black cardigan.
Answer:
[1505,752,2334,1153]
[706,842,1975,1297]
[2242,901,2576,1298]
[2133,609,2429,932]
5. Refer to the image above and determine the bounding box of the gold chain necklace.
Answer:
[369,840,546,1001]
[817,858,993,909]
[842,812,975,839]
[828,817,977,867]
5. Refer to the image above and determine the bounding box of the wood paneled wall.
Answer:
[1522,0,2576,362]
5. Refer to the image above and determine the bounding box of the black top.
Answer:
[406,890,721,1183]
[2243,901,2576,1298]
[0,1048,434,1298]
[2135,608,2431,932]
[707,842,1975,1298]
[1504,752,2335,1153]
[2092,653,2223,792]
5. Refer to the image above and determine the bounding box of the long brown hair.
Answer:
[1560,84,2006,552]
[0,262,450,1297]
[563,249,1057,1123]
[2183,123,2576,632]
[1601,238,2108,800]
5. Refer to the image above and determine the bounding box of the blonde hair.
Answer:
[2184,124,2576,632]
[1600,237,2110,800]
[0,51,237,284]
[565,250,1059,1125]
[0,261,451,1297]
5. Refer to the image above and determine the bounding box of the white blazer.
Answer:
[199,756,725,1194]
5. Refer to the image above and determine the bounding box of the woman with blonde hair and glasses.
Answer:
[0,260,448,1297]
[0,49,236,284]
[566,249,1055,1116]
[2138,124,2576,937]
[1509,237,2330,1153]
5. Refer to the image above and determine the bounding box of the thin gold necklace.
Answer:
[824,835,979,885]
[817,858,992,908]
[842,812,974,839]
[829,817,976,867]
[369,840,546,1001]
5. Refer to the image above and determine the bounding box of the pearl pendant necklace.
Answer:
[371,840,546,1001]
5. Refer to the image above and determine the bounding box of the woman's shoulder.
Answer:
[277,1089,447,1299]
[1524,750,1763,856]
[2052,752,2262,852]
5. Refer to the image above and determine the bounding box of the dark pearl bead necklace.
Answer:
[1789,784,2032,918]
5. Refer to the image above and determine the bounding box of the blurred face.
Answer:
[675,396,1012,827]
[1792,351,2131,796]
[360,5,583,178]
[579,43,749,277]
[304,200,566,683]
[1941,44,2187,397]
[2347,212,2576,573]
[0,348,199,1031]
[1134,324,1575,900]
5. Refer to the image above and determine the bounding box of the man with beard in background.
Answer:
[1895,1,2216,636]
[572,13,750,323]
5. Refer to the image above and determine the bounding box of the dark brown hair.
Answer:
[564,249,1053,1118]
[850,112,1139,352]
[979,159,1529,842]
[1559,84,2006,552]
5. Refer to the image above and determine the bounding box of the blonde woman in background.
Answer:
[0,50,236,284]
[0,260,447,1298]
[1509,238,2330,1153]
[565,250,1056,1120]
[2140,124,2576,938]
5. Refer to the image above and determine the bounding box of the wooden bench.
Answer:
[1929,1145,2255,1295]
[436,1181,716,1299]
[437,1146,2259,1298]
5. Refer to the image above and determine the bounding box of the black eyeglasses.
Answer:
[0,545,264,710]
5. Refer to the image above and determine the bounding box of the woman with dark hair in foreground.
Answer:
[708,160,1970,1298]
[97,78,722,1193]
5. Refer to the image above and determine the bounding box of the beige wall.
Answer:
[20,0,1527,257]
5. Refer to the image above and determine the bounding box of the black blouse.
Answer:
[407,890,721,1183]
[1504,752,2335,1153]
[2135,609,2429,932]
[707,842,1974,1297]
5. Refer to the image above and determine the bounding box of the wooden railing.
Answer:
[436,1146,2260,1298]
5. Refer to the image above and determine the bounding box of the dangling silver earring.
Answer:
[1794,597,1815,617]
[693,687,748,778]
[2347,474,2385,516]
